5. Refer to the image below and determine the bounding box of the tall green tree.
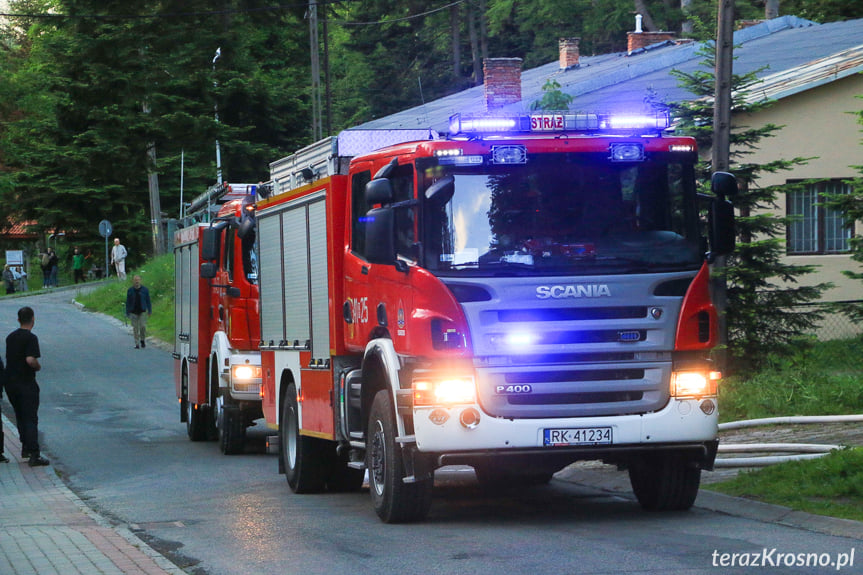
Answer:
[660,47,831,372]
[0,0,309,262]
[826,100,863,325]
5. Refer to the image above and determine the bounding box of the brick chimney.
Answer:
[484,58,522,111]
[627,30,676,53]
[627,14,676,53]
[559,38,580,70]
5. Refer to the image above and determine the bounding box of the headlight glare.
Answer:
[413,377,476,406]
[671,370,719,398]
[232,364,262,381]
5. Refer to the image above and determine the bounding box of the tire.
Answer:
[205,359,220,441]
[367,390,433,523]
[185,367,207,442]
[281,383,327,493]
[217,394,246,455]
[628,454,701,511]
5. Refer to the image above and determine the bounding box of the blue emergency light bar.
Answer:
[449,111,670,136]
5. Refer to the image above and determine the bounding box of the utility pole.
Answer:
[142,100,165,256]
[309,1,322,141]
[213,47,223,185]
[713,0,734,172]
[713,0,735,372]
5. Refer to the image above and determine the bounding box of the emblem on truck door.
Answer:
[535,284,611,299]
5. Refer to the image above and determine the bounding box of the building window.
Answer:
[787,180,851,255]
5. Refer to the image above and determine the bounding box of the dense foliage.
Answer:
[826,104,863,325]
[659,47,832,372]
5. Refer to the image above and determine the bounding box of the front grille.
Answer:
[506,368,645,384]
[476,364,670,418]
[232,382,261,394]
[498,306,647,322]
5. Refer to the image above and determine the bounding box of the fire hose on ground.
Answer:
[714,414,863,468]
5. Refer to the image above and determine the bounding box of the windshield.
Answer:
[419,152,701,276]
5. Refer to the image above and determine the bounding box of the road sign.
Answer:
[99,220,113,238]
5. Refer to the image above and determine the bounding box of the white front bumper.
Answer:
[412,397,717,453]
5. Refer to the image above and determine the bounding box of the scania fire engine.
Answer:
[173,182,263,454]
[255,112,736,522]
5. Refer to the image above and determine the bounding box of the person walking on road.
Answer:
[0,353,8,463]
[5,306,49,466]
[111,238,128,280]
[126,275,151,349]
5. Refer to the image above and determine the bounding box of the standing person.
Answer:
[5,306,49,466]
[14,265,28,292]
[125,275,151,349]
[47,248,59,288]
[2,265,15,295]
[39,250,50,288]
[0,352,8,463]
[111,238,128,280]
[72,247,85,284]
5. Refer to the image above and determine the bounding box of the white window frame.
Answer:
[787,180,851,255]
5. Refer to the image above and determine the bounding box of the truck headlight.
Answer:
[413,376,476,406]
[231,364,262,381]
[671,370,720,398]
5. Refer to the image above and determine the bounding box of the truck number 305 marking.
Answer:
[349,297,369,325]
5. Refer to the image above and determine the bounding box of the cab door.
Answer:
[343,162,417,354]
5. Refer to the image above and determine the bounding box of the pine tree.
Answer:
[825,105,863,325]
[659,46,832,372]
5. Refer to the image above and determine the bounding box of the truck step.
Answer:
[266,435,280,454]
[347,461,367,470]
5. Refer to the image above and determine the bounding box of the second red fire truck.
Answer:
[173,183,263,455]
[254,112,736,522]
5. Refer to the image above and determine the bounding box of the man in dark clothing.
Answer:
[5,306,48,466]
[125,275,152,349]
[0,354,8,463]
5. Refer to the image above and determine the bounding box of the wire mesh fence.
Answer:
[794,300,863,341]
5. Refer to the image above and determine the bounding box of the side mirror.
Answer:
[364,207,396,265]
[711,171,737,201]
[201,228,220,261]
[200,262,217,279]
[237,215,255,240]
[366,178,393,206]
[425,176,455,206]
[709,172,737,258]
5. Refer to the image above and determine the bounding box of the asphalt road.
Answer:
[1,287,860,574]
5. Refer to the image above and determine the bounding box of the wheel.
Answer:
[367,390,433,523]
[217,393,246,455]
[628,454,701,511]
[473,462,553,489]
[185,367,207,441]
[206,358,220,441]
[281,383,327,493]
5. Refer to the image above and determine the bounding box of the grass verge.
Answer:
[76,253,175,343]
[709,448,863,522]
[719,338,863,423]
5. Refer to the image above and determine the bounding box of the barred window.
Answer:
[787,180,851,255]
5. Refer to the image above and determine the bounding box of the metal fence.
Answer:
[795,301,863,341]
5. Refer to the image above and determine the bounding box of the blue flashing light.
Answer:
[448,111,670,136]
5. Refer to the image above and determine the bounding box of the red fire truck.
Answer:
[173,182,263,454]
[255,113,736,522]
